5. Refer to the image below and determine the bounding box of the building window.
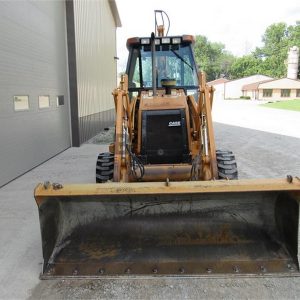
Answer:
[14,95,29,111]
[38,96,50,108]
[56,95,64,106]
[263,89,272,97]
[296,89,300,97]
[281,89,291,97]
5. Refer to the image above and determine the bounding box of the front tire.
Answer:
[96,152,114,183]
[216,150,238,180]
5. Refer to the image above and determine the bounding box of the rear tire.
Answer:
[96,152,114,183]
[216,150,238,180]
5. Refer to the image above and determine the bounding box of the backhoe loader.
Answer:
[35,12,300,278]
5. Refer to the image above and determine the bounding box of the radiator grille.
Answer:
[141,109,190,164]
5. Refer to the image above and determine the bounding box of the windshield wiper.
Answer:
[171,49,193,70]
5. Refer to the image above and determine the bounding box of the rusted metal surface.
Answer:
[35,181,300,278]
[43,260,298,278]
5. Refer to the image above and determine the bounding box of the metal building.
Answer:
[0,0,121,187]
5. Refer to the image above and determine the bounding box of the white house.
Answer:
[243,78,300,101]
[259,78,300,100]
[224,75,273,99]
[207,78,229,100]
[242,79,273,100]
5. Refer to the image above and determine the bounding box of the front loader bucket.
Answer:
[35,178,300,278]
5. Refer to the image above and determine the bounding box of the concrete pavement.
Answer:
[0,145,108,299]
[213,99,300,139]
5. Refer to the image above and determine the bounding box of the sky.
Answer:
[115,0,300,72]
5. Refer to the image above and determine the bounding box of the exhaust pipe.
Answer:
[151,32,157,96]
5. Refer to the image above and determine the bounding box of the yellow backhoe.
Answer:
[35,12,300,278]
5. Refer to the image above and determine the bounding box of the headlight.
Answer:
[161,37,171,44]
[140,38,150,44]
[172,37,181,44]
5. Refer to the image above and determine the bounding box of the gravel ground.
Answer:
[1,100,300,299]
[86,127,114,145]
[28,276,300,300]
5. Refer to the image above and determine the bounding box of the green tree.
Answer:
[228,22,300,79]
[229,55,262,79]
[253,22,289,77]
[289,21,300,46]
[194,35,235,81]
[253,22,300,78]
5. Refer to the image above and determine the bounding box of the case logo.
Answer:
[168,121,181,127]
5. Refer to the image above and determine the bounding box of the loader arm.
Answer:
[198,72,218,180]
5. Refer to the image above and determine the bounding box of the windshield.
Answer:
[127,43,198,91]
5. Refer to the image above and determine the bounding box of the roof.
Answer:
[259,77,300,89]
[242,79,274,91]
[109,0,121,27]
[207,78,229,86]
[225,74,273,85]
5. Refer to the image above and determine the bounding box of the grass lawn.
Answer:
[261,99,300,112]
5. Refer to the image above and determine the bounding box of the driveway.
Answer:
[213,99,300,139]
[0,101,300,299]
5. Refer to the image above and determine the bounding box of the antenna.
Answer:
[151,32,157,96]
[154,10,170,37]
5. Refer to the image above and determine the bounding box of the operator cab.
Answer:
[126,35,199,98]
